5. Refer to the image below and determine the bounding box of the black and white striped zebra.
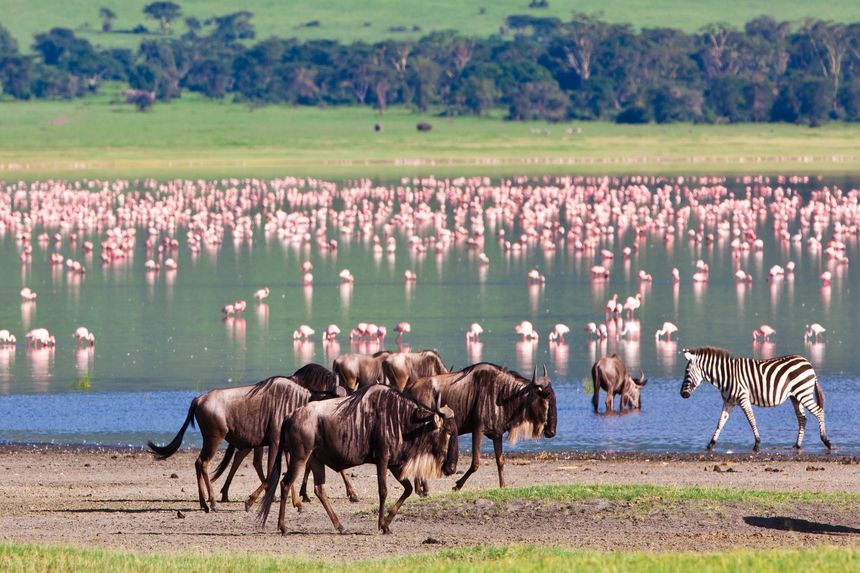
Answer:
[680,346,832,452]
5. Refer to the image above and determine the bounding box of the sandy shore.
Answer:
[1,445,858,560]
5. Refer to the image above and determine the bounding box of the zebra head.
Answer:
[680,348,704,399]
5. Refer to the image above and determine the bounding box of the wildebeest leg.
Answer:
[276,454,305,535]
[244,446,271,511]
[376,461,389,533]
[299,463,313,503]
[219,446,251,502]
[492,435,506,488]
[413,478,429,497]
[382,474,413,533]
[195,435,222,512]
[340,470,360,502]
[312,458,344,533]
[605,390,615,413]
[454,430,483,490]
[591,372,600,413]
[707,402,734,451]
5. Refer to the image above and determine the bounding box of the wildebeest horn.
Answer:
[436,390,442,411]
[439,405,454,419]
[542,364,548,378]
[531,367,536,384]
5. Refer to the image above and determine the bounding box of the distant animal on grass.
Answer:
[258,384,458,535]
[416,122,433,132]
[591,354,647,413]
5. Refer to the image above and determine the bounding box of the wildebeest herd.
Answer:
[149,346,831,535]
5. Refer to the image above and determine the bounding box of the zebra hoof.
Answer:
[752,443,760,453]
[792,443,802,450]
[706,441,715,451]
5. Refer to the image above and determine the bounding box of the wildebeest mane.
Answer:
[372,350,391,358]
[412,350,447,377]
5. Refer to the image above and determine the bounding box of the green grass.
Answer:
[4,90,860,179]
[2,544,860,573]
[441,483,860,506]
[4,0,860,52]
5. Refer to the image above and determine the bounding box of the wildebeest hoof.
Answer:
[244,500,254,512]
[337,526,347,535]
[201,505,210,513]
[220,494,229,502]
[348,494,360,503]
[301,495,312,503]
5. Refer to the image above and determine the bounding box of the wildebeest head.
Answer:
[680,349,704,399]
[621,369,648,409]
[407,388,459,477]
[508,365,557,443]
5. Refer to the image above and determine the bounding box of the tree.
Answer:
[558,13,610,82]
[208,11,256,42]
[0,55,33,98]
[460,76,499,115]
[409,56,441,111]
[509,80,570,120]
[99,7,117,32]
[0,24,18,57]
[143,2,182,34]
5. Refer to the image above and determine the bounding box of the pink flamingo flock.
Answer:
[0,175,851,364]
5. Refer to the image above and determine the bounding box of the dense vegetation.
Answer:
[3,4,860,124]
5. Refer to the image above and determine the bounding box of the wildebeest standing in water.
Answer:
[405,362,557,493]
[147,368,352,513]
[382,350,448,391]
[258,385,458,534]
[591,355,647,413]
[214,364,359,505]
[332,351,390,390]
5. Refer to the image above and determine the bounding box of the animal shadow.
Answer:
[743,516,860,535]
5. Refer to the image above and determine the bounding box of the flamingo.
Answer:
[302,272,314,286]
[515,320,538,341]
[394,322,411,342]
[590,265,610,279]
[527,269,546,284]
[292,324,315,341]
[233,300,247,314]
[0,330,16,345]
[735,269,752,282]
[300,261,313,273]
[752,324,776,342]
[73,327,95,347]
[692,271,708,283]
[164,258,178,270]
[671,268,680,283]
[20,288,37,302]
[623,294,641,319]
[655,322,678,341]
[597,323,609,339]
[339,269,355,284]
[350,322,370,340]
[548,323,570,342]
[584,322,598,339]
[820,271,832,286]
[403,270,417,282]
[466,323,484,342]
[323,324,341,341]
[638,270,652,282]
[222,304,235,317]
[25,328,55,348]
[605,294,620,318]
[254,288,270,302]
[804,323,826,342]
[375,325,387,341]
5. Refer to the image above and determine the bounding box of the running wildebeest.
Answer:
[258,384,458,534]
[382,350,448,391]
[591,355,647,413]
[332,351,390,390]
[147,367,353,513]
[405,362,556,493]
[214,364,359,506]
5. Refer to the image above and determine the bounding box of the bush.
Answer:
[615,106,650,124]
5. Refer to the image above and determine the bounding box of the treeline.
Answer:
[3,8,860,124]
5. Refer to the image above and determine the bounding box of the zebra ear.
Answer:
[683,349,695,361]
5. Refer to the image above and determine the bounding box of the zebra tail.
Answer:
[815,380,826,410]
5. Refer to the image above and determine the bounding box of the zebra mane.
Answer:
[691,346,734,359]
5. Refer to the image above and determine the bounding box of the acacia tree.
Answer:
[143,2,182,34]
[99,7,117,32]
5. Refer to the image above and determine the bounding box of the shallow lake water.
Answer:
[0,175,857,454]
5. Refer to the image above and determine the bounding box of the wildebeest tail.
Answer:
[815,379,826,410]
[147,399,197,459]
[257,418,288,526]
[211,444,235,480]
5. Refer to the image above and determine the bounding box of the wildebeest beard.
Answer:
[496,382,548,445]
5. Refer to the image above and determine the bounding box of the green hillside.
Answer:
[4,0,860,52]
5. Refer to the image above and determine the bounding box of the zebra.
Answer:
[680,346,832,452]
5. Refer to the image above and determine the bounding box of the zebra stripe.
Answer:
[680,346,832,452]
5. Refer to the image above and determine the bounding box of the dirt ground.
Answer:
[1,445,859,560]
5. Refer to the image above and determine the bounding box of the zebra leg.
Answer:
[707,402,734,450]
[799,394,832,449]
[790,396,807,449]
[738,398,762,452]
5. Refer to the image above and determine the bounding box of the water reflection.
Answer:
[255,303,269,328]
[806,341,825,367]
[75,346,94,377]
[21,302,35,329]
[515,340,537,373]
[466,340,483,364]
[293,340,315,365]
[549,341,569,376]
[752,341,777,360]
[655,340,678,374]
[28,347,54,392]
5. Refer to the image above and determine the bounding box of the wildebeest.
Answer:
[591,355,647,413]
[258,384,458,534]
[382,350,448,391]
[416,122,433,132]
[147,365,351,513]
[405,362,556,492]
[213,364,358,506]
[332,351,390,390]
